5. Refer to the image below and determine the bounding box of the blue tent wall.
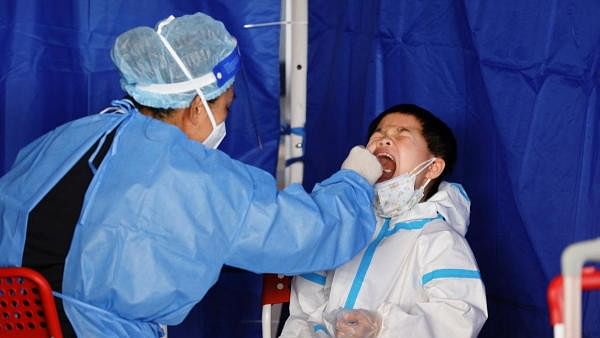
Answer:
[3,0,600,337]
[0,1,280,337]
[0,0,280,175]
[303,0,600,337]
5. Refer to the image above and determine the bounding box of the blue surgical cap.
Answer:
[111,12,238,109]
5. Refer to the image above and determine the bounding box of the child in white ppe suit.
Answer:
[280,104,488,338]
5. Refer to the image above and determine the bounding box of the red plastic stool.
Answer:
[262,273,292,338]
[0,267,63,338]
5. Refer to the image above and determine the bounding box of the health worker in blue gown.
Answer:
[0,12,383,337]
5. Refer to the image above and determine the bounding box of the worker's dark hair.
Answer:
[125,95,216,120]
[367,104,457,200]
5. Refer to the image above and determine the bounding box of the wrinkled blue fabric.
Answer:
[0,102,376,337]
[304,1,600,337]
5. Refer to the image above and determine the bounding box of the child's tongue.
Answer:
[376,155,396,183]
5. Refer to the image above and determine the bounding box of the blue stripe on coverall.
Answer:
[421,269,481,285]
[301,272,327,286]
[343,215,443,309]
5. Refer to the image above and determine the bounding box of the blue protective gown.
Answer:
[0,101,376,337]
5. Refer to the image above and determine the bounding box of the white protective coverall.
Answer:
[280,182,488,338]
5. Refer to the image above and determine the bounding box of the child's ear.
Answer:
[426,158,446,180]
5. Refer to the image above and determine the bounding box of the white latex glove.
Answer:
[341,146,383,185]
[329,308,381,338]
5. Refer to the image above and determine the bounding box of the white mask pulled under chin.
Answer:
[373,158,436,218]
[202,121,226,149]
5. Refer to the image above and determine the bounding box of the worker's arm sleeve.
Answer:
[280,272,332,338]
[375,231,488,338]
[225,168,376,274]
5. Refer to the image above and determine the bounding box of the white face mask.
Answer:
[203,121,226,149]
[373,158,436,218]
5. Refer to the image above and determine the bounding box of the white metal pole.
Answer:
[561,238,600,338]
[284,0,307,185]
[263,2,308,337]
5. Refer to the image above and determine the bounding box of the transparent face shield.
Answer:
[132,14,266,153]
[138,15,240,149]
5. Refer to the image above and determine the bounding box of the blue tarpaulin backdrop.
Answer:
[1,0,599,337]
[303,1,600,338]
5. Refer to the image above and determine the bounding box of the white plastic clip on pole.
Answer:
[243,20,307,29]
